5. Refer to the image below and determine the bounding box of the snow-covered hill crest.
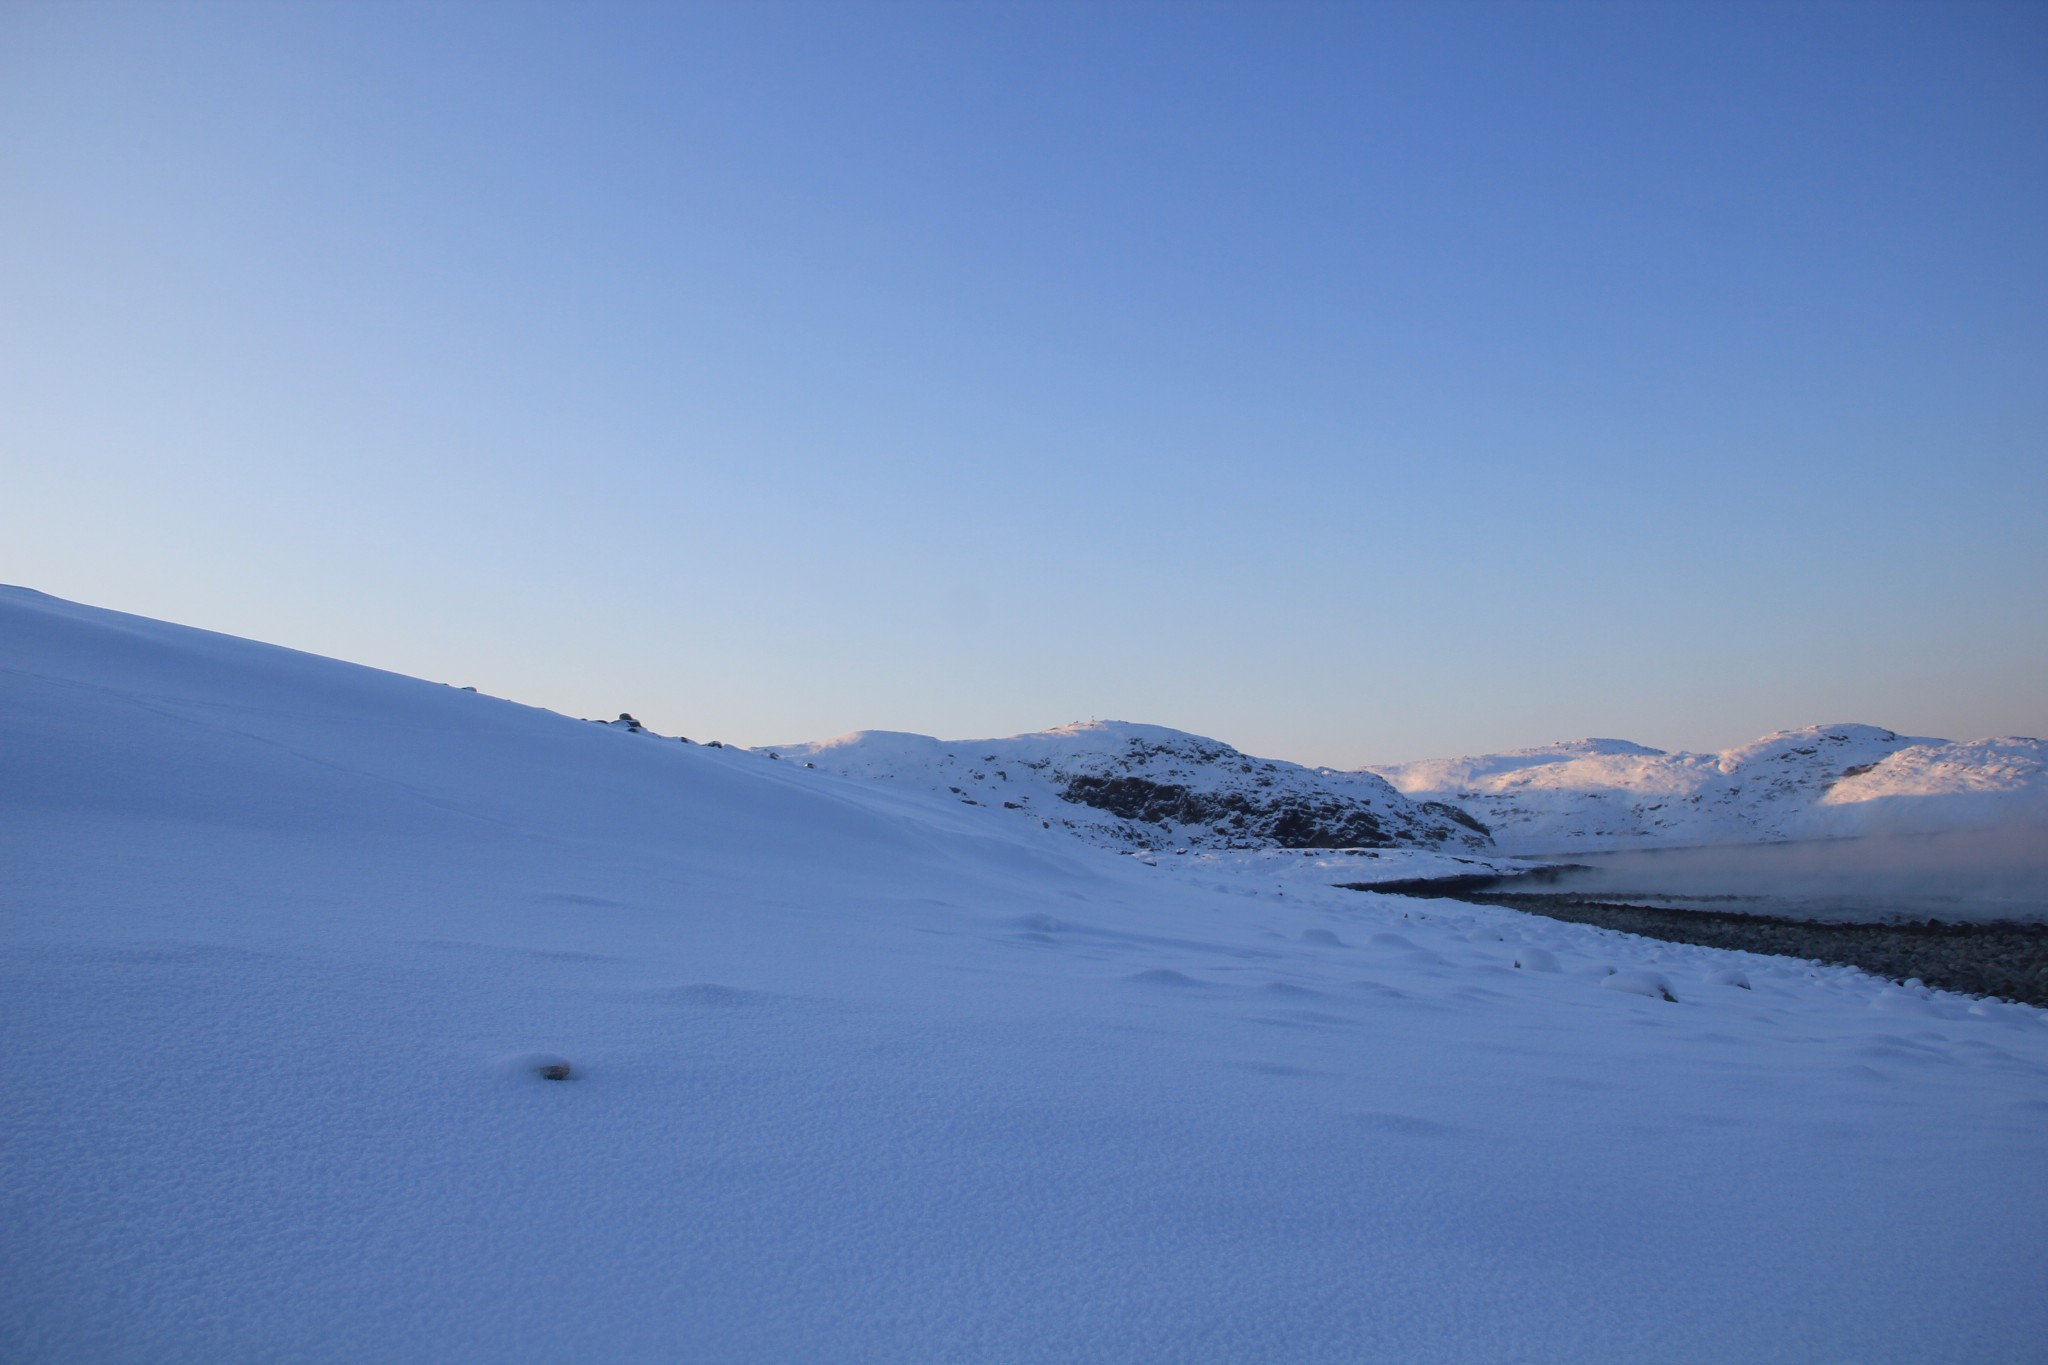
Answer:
[776,720,1493,854]
[1374,724,2048,854]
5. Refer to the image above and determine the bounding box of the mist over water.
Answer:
[1525,824,2048,924]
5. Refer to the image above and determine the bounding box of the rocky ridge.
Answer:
[774,721,1492,854]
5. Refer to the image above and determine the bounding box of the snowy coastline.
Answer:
[1363,877,2048,1007]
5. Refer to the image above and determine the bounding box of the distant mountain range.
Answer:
[1370,724,2048,855]
[772,720,2047,860]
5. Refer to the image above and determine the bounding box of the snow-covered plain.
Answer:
[1374,726,2048,855]
[4,586,2047,1363]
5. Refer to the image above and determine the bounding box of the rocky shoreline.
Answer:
[1347,877,2048,1008]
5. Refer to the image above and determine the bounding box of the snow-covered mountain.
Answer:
[774,721,1493,854]
[6,586,2047,1362]
[1374,724,2048,855]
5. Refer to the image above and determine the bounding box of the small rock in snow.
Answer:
[511,1052,575,1081]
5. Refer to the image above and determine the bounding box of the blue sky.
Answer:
[4,0,2043,766]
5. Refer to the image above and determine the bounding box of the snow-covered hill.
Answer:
[5,587,2047,1362]
[1373,724,2048,854]
[775,721,1492,854]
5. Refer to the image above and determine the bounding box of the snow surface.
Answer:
[1374,725,2048,854]
[775,722,1492,854]
[5,586,2048,1362]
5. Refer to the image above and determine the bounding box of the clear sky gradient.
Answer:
[4,1,2044,766]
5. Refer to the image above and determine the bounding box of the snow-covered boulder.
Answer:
[1601,969,1679,1002]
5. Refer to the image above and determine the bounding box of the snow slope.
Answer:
[1374,724,2048,854]
[5,586,2047,1363]
[775,722,1492,853]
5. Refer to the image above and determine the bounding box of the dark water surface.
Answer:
[1347,827,2048,1005]
[1520,826,2048,925]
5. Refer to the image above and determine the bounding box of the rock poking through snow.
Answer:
[776,722,1493,854]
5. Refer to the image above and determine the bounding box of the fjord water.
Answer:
[1532,826,2048,924]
